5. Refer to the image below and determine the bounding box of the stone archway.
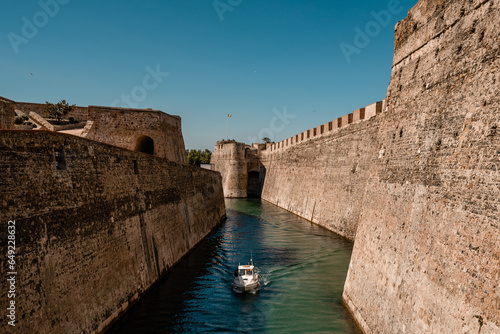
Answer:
[135,135,154,155]
[247,171,261,198]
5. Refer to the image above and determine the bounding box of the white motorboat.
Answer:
[232,258,261,293]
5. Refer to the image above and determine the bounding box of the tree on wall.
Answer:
[187,149,212,166]
[43,100,75,123]
[262,137,272,143]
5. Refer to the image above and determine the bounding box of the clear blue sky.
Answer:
[1,0,418,150]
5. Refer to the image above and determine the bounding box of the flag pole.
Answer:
[226,114,231,140]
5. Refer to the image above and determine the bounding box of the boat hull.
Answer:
[232,275,261,293]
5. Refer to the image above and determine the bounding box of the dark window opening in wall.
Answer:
[133,160,139,174]
[135,135,154,155]
[54,149,66,170]
[321,125,324,134]
[307,130,310,138]
[329,122,333,131]
[313,128,317,136]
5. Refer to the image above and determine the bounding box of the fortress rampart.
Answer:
[0,130,225,334]
[211,141,267,198]
[261,108,383,241]
[0,97,15,130]
[211,141,248,197]
[342,0,499,332]
[212,100,385,239]
[266,101,384,154]
[14,101,89,122]
[212,0,499,332]
[4,99,187,164]
[84,105,187,164]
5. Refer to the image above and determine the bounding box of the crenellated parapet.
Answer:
[265,100,385,153]
[211,100,386,198]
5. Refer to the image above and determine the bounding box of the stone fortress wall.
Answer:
[343,0,499,333]
[211,141,267,198]
[14,101,89,122]
[212,0,499,332]
[211,100,384,240]
[7,99,187,164]
[1,102,225,332]
[266,101,383,153]
[0,96,16,130]
[260,102,384,241]
[84,105,187,164]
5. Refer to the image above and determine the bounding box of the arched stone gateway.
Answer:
[135,135,154,155]
[247,171,260,198]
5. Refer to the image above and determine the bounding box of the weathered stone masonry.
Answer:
[0,131,225,334]
[212,0,499,333]
[6,99,187,164]
[261,114,382,241]
[84,106,187,164]
[211,141,267,198]
[0,97,15,130]
[343,0,499,333]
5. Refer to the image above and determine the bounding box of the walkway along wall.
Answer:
[0,131,226,334]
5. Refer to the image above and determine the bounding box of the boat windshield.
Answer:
[239,269,253,276]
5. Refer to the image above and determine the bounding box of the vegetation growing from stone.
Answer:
[187,149,212,166]
[14,115,35,127]
[44,100,75,123]
[262,137,272,143]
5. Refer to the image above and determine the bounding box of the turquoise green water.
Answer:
[108,199,361,333]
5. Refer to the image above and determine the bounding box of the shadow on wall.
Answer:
[247,170,261,198]
[136,135,155,155]
[247,164,267,198]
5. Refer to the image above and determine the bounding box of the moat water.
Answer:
[107,199,361,334]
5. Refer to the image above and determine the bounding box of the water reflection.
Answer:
[107,199,361,333]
